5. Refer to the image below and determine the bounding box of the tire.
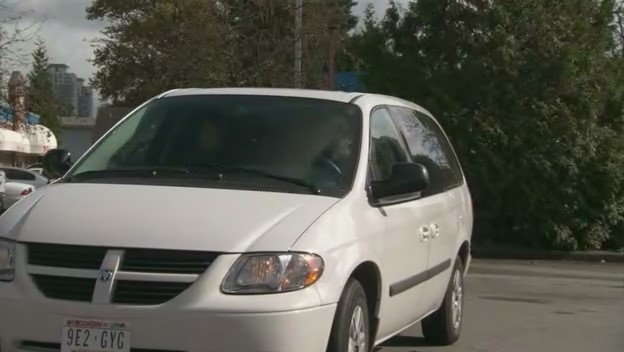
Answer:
[327,278,370,352]
[421,256,465,346]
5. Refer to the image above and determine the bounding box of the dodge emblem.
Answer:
[99,269,114,282]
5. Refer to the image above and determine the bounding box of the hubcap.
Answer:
[451,269,463,330]
[348,305,367,352]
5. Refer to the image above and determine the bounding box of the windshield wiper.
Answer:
[64,166,196,182]
[186,165,321,195]
[65,165,321,194]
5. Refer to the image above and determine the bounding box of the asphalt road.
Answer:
[377,259,624,352]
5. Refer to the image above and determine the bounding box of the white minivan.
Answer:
[0,88,473,352]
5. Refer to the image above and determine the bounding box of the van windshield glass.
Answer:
[66,95,362,196]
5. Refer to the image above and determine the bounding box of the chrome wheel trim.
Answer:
[451,268,463,330]
[348,305,367,352]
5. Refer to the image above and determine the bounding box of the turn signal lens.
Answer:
[221,253,324,294]
[21,188,33,196]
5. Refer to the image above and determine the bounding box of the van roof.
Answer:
[160,88,433,117]
[161,88,365,103]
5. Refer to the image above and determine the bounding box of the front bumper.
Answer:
[0,252,337,352]
[0,299,336,352]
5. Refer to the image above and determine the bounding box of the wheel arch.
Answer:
[457,240,470,274]
[350,261,382,335]
[350,261,382,309]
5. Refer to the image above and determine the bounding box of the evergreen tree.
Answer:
[27,39,61,142]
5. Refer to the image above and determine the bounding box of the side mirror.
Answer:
[370,162,429,200]
[42,148,72,179]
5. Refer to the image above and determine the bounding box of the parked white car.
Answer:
[1,181,33,211]
[0,88,473,352]
[0,166,49,189]
[28,167,44,175]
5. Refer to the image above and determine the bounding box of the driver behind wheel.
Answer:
[309,119,353,188]
[186,118,225,166]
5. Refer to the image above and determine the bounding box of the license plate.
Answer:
[61,318,131,352]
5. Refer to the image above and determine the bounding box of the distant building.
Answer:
[48,64,94,118]
[48,64,79,116]
[77,78,94,118]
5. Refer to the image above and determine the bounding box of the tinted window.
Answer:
[416,112,463,187]
[67,95,362,197]
[369,108,409,181]
[0,169,15,179]
[2,168,36,181]
[388,106,463,195]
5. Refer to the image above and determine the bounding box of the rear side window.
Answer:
[2,168,36,181]
[388,106,463,196]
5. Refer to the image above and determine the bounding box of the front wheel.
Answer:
[327,278,370,352]
[421,256,465,345]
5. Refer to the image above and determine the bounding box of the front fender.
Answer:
[291,198,385,305]
[314,242,384,305]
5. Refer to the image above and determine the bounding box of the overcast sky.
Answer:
[6,0,406,104]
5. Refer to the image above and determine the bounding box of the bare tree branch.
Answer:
[0,0,42,104]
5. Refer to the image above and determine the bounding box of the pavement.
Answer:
[377,259,624,352]
[472,247,624,263]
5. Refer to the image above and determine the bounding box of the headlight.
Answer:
[0,238,15,282]
[221,253,324,294]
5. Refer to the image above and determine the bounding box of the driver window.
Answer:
[369,108,409,181]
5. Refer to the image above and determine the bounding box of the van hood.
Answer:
[0,183,339,252]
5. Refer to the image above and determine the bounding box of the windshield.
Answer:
[66,95,362,197]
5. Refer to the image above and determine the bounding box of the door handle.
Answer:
[419,226,431,242]
[430,223,440,239]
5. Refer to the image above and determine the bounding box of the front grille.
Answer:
[121,248,219,274]
[26,243,218,305]
[28,243,107,269]
[21,341,184,352]
[31,275,96,302]
[113,280,193,305]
